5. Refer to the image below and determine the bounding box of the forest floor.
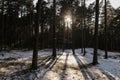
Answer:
[43,53,109,80]
[0,48,120,80]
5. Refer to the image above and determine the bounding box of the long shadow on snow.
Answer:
[44,54,63,69]
[74,55,95,80]
[41,53,63,79]
[60,53,69,80]
[102,71,117,80]
[7,54,63,79]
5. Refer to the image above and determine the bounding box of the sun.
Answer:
[64,15,72,28]
[65,16,71,23]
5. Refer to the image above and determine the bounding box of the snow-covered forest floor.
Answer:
[0,48,120,80]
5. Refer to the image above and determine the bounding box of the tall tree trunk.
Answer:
[72,13,75,55]
[72,26,75,55]
[62,22,65,52]
[83,0,86,56]
[32,0,41,69]
[40,5,44,49]
[41,22,44,49]
[81,0,83,53]
[81,20,83,53]
[1,0,4,50]
[52,0,56,58]
[104,0,108,59]
[92,0,99,65]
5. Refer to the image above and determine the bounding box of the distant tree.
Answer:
[99,0,115,51]
[39,0,47,49]
[86,2,95,48]
[108,7,120,51]
[0,0,33,50]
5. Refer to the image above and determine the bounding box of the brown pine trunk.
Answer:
[104,0,108,59]
[81,0,84,53]
[92,0,99,65]
[72,13,75,55]
[52,0,56,58]
[32,0,41,69]
[83,0,86,56]
[81,9,83,53]
[1,0,4,50]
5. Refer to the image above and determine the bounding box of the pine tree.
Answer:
[104,0,108,59]
[83,0,86,56]
[92,0,99,65]
[52,0,57,58]
[1,0,5,50]
[32,0,41,69]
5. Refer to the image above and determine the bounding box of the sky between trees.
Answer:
[34,0,120,9]
[85,0,120,8]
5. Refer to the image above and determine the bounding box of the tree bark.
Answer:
[104,0,108,59]
[32,0,41,69]
[81,1,83,53]
[52,0,56,58]
[83,0,86,56]
[92,0,99,65]
[1,0,4,50]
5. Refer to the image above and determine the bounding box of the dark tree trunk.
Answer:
[104,0,108,59]
[81,0,84,53]
[52,0,56,58]
[83,0,86,56]
[40,5,44,49]
[62,22,65,52]
[31,0,41,69]
[72,29,75,55]
[1,0,4,50]
[72,15,75,55]
[80,18,83,53]
[40,23,44,49]
[92,0,99,65]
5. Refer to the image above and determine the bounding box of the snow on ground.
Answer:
[75,48,120,79]
[0,48,120,80]
[0,49,63,80]
[41,52,109,80]
[0,51,20,60]
[0,49,53,60]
